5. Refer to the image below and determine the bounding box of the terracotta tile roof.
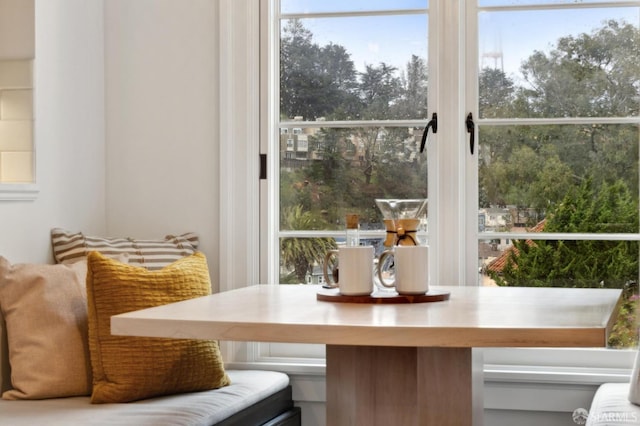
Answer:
[486,247,514,273]
[528,219,547,233]
[486,219,546,274]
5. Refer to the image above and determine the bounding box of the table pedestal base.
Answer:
[326,345,484,426]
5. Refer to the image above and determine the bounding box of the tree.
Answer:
[319,43,362,119]
[280,205,337,283]
[280,19,360,120]
[359,62,402,118]
[480,20,640,216]
[489,177,639,347]
[520,20,640,118]
[479,67,516,118]
[480,143,573,217]
[517,20,640,191]
[397,55,429,119]
[491,178,639,289]
[352,63,403,185]
[280,19,322,119]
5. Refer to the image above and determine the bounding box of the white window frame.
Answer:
[219,0,639,383]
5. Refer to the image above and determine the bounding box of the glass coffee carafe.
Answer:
[375,199,428,248]
[374,199,428,292]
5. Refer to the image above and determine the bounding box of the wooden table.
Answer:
[111,285,622,426]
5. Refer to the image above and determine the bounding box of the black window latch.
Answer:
[259,154,267,180]
[466,112,475,155]
[420,112,437,153]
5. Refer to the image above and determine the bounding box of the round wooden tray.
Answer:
[316,288,450,304]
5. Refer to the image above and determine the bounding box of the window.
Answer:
[0,63,34,184]
[476,1,640,348]
[267,0,640,357]
[0,0,36,200]
[273,1,429,289]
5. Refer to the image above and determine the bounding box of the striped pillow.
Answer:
[51,228,199,271]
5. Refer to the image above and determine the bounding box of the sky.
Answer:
[281,1,639,83]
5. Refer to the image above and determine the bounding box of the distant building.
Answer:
[280,119,422,169]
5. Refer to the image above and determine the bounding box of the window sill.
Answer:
[484,364,631,385]
[0,184,39,201]
[225,360,632,386]
[225,347,637,386]
[225,360,326,376]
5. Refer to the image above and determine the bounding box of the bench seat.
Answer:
[0,370,299,426]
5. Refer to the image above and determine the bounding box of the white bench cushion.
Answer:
[587,383,640,425]
[0,370,289,426]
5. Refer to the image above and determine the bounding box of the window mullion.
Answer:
[279,119,428,128]
[464,0,480,285]
[430,0,473,286]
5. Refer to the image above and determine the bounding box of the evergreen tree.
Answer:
[491,178,639,289]
[280,19,360,120]
[398,54,429,119]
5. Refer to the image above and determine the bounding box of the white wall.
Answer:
[104,0,220,290]
[0,0,106,263]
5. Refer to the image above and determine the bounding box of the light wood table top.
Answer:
[111,284,622,426]
[112,284,622,348]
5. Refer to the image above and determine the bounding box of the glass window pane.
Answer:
[478,239,639,348]
[479,238,640,288]
[478,124,640,232]
[279,237,387,284]
[476,4,640,350]
[280,15,428,121]
[479,8,639,118]
[0,60,34,184]
[282,0,427,14]
[279,126,428,231]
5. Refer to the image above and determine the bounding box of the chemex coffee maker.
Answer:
[375,198,428,247]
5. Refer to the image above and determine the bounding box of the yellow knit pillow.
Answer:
[86,251,230,403]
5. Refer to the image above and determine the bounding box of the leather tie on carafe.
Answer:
[385,218,420,246]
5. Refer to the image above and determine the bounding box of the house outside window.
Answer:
[269,0,640,352]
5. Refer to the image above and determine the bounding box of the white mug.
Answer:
[377,245,428,295]
[322,246,374,296]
